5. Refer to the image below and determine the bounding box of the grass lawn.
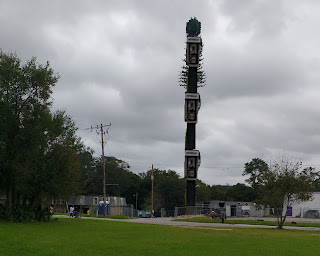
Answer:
[1,218,320,256]
[174,217,320,228]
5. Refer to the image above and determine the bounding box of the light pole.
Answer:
[134,192,138,210]
[132,192,138,217]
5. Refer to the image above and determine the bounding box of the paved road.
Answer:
[54,215,320,231]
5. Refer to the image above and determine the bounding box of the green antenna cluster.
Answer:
[186,17,201,36]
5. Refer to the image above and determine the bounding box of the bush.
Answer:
[0,205,51,222]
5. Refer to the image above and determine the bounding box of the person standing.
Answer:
[70,206,74,217]
[50,206,54,215]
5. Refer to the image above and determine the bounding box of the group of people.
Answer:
[69,206,78,218]
[48,205,82,217]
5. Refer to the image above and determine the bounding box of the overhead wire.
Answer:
[80,126,320,170]
[108,159,320,170]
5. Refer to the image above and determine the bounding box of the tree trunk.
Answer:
[6,184,12,211]
[278,205,288,229]
[275,208,281,227]
[12,185,18,209]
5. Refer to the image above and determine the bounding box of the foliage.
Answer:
[243,157,320,229]
[0,204,51,222]
[79,154,260,210]
[243,158,268,189]
[139,169,185,211]
[79,155,141,206]
[209,185,230,201]
[78,147,97,194]
[226,183,256,202]
[209,184,255,202]
[0,51,83,221]
[195,180,211,202]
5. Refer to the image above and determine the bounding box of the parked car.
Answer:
[305,210,320,218]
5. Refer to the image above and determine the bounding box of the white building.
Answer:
[287,192,320,218]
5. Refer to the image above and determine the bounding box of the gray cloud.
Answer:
[1,0,320,185]
[219,0,287,39]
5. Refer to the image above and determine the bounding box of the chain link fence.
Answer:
[174,206,212,219]
[125,204,320,219]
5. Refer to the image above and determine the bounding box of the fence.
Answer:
[109,204,320,219]
[174,204,270,219]
[174,206,210,219]
[123,204,134,217]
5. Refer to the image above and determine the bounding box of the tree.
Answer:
[78,147,98,194]
[195,180,211,202]
[139,169,185,211]
[243,158,269,201]
[0,51,83,221]
[80,155,141,207]
[209,185,231,201]
[243,158,268,189]
[243,157,319,229]
[226,183,256,202]
[103,156,140,205]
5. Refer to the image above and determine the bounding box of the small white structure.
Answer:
[287,192,320,218]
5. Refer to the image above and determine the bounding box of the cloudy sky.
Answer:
[1,0,320,185]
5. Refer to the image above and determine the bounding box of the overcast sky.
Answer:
[1,0,320,185]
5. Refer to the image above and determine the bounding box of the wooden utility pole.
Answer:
[87,123,111,217]
[151,164,154,217]
[135,192,138,210]
[100,124,106,217]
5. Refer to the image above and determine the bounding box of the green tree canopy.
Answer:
[0,51,84,221]
[79,155,141,207]
[195,180,211,202]
[243,158,268,189]
[243,156,319,229]
[225,183,256,202]
[139,169,185,211]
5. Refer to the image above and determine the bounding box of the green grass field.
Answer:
[174,217,320,228]
[1,218,320,256]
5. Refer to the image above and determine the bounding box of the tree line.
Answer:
[77,152,257,211]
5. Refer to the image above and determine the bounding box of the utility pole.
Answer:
[100,124,107,217]
[135,192,138,210]
[88,123,111,217]
[151,164,154,217]
[184,18,202,207]
[106,184,119,215]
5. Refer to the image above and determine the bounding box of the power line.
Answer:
[121,159,241,169]
[105,140,111,156]
[116,159,320,170]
